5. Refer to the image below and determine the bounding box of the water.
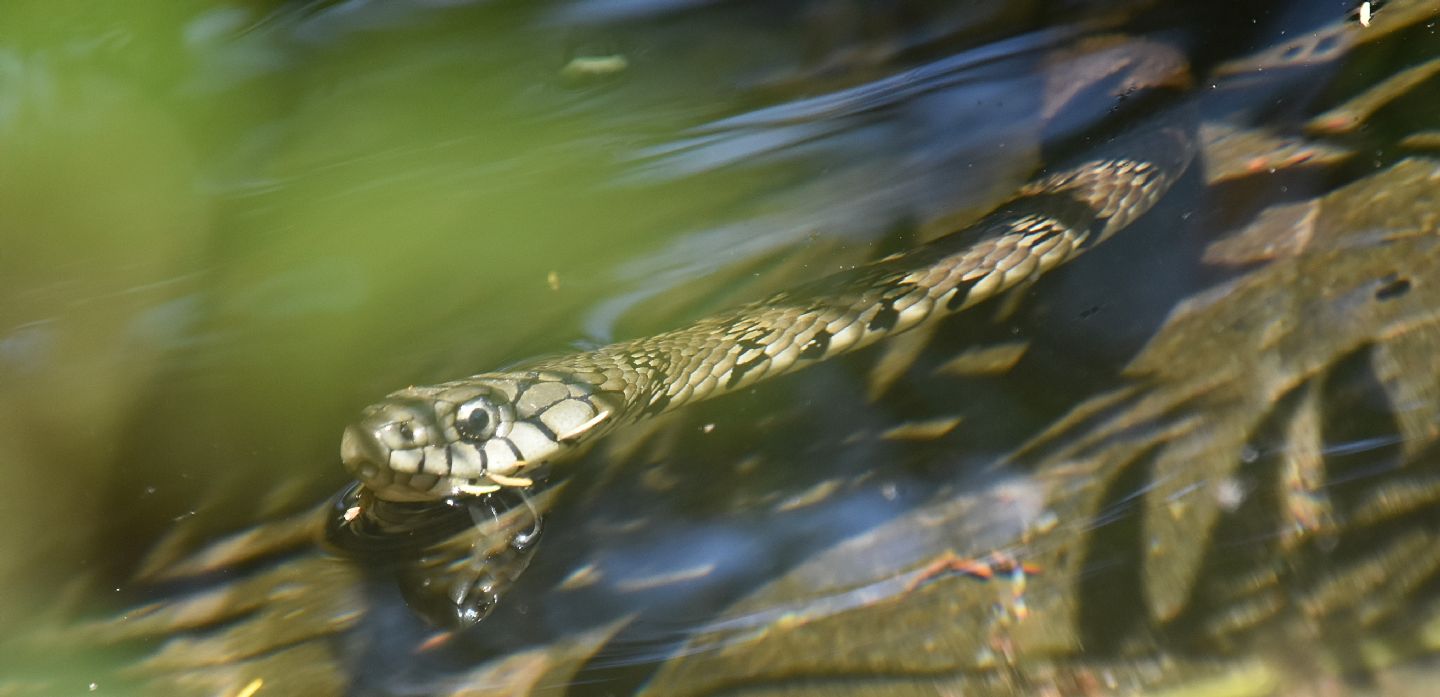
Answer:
[2,1,1439,695]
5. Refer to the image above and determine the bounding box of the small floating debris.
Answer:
[880,415,964,441]
[1400,130,1440,151]
[547,269,561,291]
[558,562,603,590]
[234,678,264,697]
[561,54,628,79]
[931,341,1030,376]
[1307,57,1440,135]
[615,562,716,593]
[775,478,843,512]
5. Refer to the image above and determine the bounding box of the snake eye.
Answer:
[455,397,500,442]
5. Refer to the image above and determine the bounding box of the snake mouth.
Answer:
[323,480,477,557]
[341,423,531,502]
[340,425,440,502]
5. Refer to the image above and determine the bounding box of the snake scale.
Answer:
[341,110,1197,503]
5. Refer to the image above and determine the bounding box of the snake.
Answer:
[340,107,1197,504]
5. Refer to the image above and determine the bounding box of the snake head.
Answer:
[341,372,617,501]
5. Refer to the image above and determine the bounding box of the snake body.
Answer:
[342,113,1196,502]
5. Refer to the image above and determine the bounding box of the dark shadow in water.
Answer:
[1074,443,1155,654]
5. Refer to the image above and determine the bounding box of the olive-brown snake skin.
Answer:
[341,112,1196,502]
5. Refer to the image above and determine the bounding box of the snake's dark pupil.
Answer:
[398,423,414,441]
[461,410,489,439]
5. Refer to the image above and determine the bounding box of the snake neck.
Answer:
[525,117,1195,423]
